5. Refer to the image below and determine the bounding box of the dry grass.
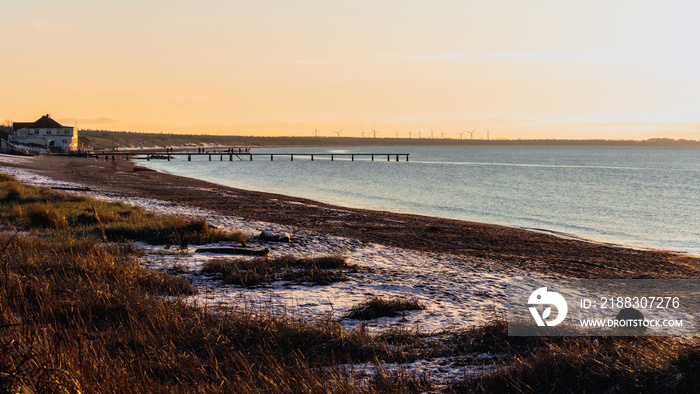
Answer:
[0,174,246,246]
[345,296,426,320]
[446,319,700,393]
[201,254,355,287]
[0,230,420,393]
[0,177,425,393]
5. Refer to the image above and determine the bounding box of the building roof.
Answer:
[13,114,66,131]
[12,122,33,132]
[31,114,65,128]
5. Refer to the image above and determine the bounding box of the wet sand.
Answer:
[7,154,700,279]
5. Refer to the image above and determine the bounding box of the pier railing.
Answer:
[91,149,410,162]
[160,153,409,162]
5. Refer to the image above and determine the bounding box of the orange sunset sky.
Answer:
[3,1,699,140]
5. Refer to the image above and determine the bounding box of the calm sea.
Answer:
[140,146,700,256]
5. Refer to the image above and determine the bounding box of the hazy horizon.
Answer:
[3,1,700,140]
[79,128,700,142]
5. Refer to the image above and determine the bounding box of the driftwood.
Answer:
[195,247,269,256]
[51,186,92,192]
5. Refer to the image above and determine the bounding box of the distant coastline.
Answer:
[77,129,700,150]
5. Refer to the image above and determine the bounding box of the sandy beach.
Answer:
[3,154,699,280]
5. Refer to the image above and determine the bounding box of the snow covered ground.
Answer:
[3,155,544,387]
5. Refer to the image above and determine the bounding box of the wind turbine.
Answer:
[313,124,319,138]
[418,126,422,139]
[457,131,466,140]
[467,129,476,139]
[485,128,491,140]
[408,129,412,139]
[429,127,434,139]
[440,128,445,139]
[360,127,365,138]
[333,129,343,137]
[394,128,399,139]
[373,127,377,138]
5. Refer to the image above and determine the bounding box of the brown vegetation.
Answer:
[345,296,426,320]
[0,174,246,247]
[201,254,355,287]
[0,178,420,392]
[451,320,700,393]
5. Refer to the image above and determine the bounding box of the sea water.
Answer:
[140,146,700,255]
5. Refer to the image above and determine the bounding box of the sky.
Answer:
[2,0,700,140]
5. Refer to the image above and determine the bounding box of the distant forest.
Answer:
[78,129,700,149]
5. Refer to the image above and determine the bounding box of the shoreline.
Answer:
[2,154,700,279]
[1,153,525,337]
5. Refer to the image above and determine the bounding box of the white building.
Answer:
[9,114,78,151]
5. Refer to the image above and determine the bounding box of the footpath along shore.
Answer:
[2,154,700,280]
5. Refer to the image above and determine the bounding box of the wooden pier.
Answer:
[92,148,409,162]
[173,153,410,162]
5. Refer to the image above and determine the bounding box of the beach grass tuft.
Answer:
[345,296,426,320]
[0,180,25,201]
[0,173,15,182]
[201,254,355,287]
[25,202,68,229]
